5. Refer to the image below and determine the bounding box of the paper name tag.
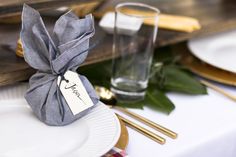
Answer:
[57,71,94,115]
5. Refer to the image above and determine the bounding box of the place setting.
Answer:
[173,29,236,102]
[0,0,236,157]
[0,2,179,156]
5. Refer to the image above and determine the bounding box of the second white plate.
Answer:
[188,30,236,73]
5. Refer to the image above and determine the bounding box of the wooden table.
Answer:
[1,0,236,86]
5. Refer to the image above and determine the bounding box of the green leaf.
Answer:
[154,46,174,63]
[162,66,207,94]
[116,100,144,109]
[115,88,175,113]
[78,61,112,88]
[145,88,175,114]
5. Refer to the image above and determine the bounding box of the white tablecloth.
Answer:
[119,81,236,157]
[0,82,235,157]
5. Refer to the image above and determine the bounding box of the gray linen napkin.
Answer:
[20,4,99,126]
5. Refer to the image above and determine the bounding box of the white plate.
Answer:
[188,30,236,73]
[0,84,120,157]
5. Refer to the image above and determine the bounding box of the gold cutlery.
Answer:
[113,106,177,139]
[200,80,236,102]
[116,113,166,145]
[95,86,177,142]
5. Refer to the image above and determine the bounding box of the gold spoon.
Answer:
[95,86,117,104]
[95,86,178,139]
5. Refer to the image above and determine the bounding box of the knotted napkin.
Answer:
[20,4,99,126]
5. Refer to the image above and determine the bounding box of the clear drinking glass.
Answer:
[111,2,160,102]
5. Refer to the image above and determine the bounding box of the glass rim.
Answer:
[115,2,160,18]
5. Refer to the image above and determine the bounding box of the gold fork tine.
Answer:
[114,106,177,139]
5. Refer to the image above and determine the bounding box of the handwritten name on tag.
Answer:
[57,71,94,115]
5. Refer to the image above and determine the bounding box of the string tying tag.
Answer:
[57,39,100,89]
[56,40,100,117]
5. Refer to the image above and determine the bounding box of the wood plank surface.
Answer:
[0,0,102,18]
[1,0,236,86]
[95,0,236,47]
[0,43,35,86]
[87,0,236,64]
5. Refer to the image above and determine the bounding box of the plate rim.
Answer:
[0,91,121,157]
[187,31,236,73]
[175,43,236,87]
[93,103,121,156]
[75,103,121,157]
